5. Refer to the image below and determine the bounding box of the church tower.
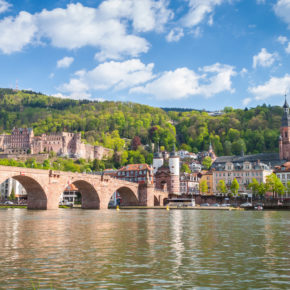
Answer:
[279,96,290,161]
[169,145,180,195]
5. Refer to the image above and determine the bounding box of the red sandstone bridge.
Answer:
[0,166,168,210]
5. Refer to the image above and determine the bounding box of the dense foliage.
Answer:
[0,89,283,158]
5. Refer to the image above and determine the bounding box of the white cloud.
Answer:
[242,97,251,106]
[0,11,37,54]
[59,59,155,98]
[252,48,278,68]
[285,42,290,53]
[131,63,236,100]
[166,28,184,42]
[256,0,265,4]
[240,68,248,77]
[0,0,11,14]
[277,35,288,44]
[274,0,290,28]
[182,0,223,28]
[249,74,290,100]
[57,56,74,68]
[0,1,173,58]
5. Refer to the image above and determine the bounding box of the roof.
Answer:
[213,153,284,168]
[119,164,152,171]
[275,161,290,172]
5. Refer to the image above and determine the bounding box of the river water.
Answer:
[0,209,289,289]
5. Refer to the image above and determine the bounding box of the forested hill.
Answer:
[0,88,283,156]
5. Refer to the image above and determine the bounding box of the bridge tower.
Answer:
[279,95,290,161]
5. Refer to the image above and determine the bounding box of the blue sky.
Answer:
[1,0,290,110]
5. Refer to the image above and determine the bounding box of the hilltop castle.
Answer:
[0,128,112,160]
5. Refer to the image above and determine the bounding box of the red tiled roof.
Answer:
[119,164,152,171]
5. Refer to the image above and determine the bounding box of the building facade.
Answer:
[213,161,272,194]
[0,178,27,201]
[0,128,112,160]
[274,161,290,198]
[153,147,180,195]
[199,170,213,195]
[180,172,200,195]
[116,164,154,184]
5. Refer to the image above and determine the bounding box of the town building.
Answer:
[116,164,153,184]
[0,178,27,202]
[59,184,81,205]
[180,172,200,195]
[274,161,290,198]
[153,146,180,195]
[199,170,213,195]
[0,128,113,160]
[213,161,272,194]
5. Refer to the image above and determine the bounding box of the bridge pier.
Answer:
[138,184,155,207]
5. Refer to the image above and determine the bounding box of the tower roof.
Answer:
[283,95,289,108]
[282,95,290,127]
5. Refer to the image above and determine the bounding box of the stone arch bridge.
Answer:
[0,166,168,210]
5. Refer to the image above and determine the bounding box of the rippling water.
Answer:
[0,209,289,289]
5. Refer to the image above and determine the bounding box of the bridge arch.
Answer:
[6,175,47,210]
[67,180,100,209]
[110,186,139,207]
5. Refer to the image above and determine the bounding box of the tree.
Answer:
[202,156,212,169]
[200,180,208,195]
[230,178,239,196]
[131,136,142,151]
[248,178,259,195]
[266,173,285,198]
[216,180,227,195]
[181,163,191,173]
[9,188,16,201]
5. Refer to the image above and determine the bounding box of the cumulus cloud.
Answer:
[0,1,173,58]
[59,59,155,99]
[249,74,290,100]
[252,48,278,68]
[274,0,290,28]
[166,28,184,42]
[57,56,74,68]
[0,11,37,54]
[277,35,288,44]
[182,0,223,28]
[0,0,10,14]
[242,97,252,106]
[131,63,236,100]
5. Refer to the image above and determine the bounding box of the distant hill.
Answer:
[0,88,283,156]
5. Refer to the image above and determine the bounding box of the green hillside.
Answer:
[0,88,283,157]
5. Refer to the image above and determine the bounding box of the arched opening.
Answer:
[0,176,47,209]
[109,186,138,207]
[61,180,100,209]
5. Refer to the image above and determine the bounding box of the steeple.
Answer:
[283,93,289,109]
[282,94,290,127]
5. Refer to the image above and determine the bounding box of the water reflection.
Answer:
[0,209,289,289]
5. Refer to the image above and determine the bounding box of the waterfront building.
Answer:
[180,172,200,195]
[116,164,153,184]
[0,128,112,160]
[153,146,180,195]
[274,161,290,198]
[199,170,213,195]
[59,183,80,205]
[213,161,272,194]
[0,178,27,201]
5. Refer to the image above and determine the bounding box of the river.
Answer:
[0,209,289,289]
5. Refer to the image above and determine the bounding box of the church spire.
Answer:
[283,93,289,109]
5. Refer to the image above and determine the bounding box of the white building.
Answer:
[0,178,27,201]
[213,161,273,194]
